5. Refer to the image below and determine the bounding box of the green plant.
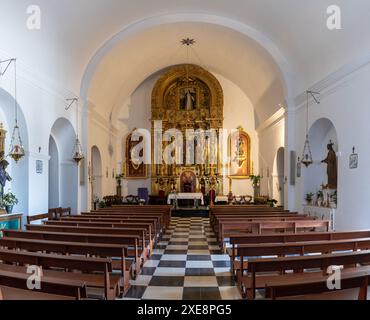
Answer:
[317,190,324,200]
[1,192,19,207]
[267,199,278,207]
[331,190,337,205]
[250,175,261,188]
[98,200,107,209]
[305,192,314,203]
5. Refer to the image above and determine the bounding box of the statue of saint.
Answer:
[0,159,12,200]
[185,89,195,110]
[321,142,337,189]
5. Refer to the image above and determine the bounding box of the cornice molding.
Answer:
[294,52,370,110]
[0,49,78,105]
[256,107,285,134]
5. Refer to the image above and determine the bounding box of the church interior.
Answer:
[0,0,369,303]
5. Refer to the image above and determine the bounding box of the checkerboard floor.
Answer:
[121,217,242,300]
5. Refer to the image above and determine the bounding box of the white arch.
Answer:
[0,87,30,220]
[80,12,292,102]
[49,117,78,213]
[91,145,103,202]
[273,147,285,206]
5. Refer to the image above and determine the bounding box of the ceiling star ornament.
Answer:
[301,90,320,168]
[181,38,196,46]
[0,58,26,163]
[66,98,85,165]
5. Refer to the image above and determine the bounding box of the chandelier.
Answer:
[301,90,320,167]
[1,58,26,163]
[66,98,85,164]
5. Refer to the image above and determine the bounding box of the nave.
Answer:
[123,217,241,301]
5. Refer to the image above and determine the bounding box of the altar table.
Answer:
[168,193,205,206]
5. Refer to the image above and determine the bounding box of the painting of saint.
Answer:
[125,131,148,179]
[229,129,251,179]
[180,87,197,110]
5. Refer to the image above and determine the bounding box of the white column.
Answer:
[284,103,296,211]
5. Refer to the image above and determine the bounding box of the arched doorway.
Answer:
[48,135,59,208]
[49,118,78,213]
[0,88,29,218]
[273,147,285,206]
[91,146,103,204]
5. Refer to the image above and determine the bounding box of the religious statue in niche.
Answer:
[125,131,148,179]
[321,141,338,189]
[229,128,252,179]
[180,87,197,110]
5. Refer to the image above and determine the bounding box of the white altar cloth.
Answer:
[168,193,204,205]
[215,196,229,203]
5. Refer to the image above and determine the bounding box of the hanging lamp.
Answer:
[301,91,320,167]
[8,59,25,163]
[66,98,85,164]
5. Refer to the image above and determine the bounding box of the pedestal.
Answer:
[303,205,336,230]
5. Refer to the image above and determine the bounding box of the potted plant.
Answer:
[305,192,314,205]
[1,191,18,214]
[98,200,107,209]
[250,175,261,199]
[267,199,278,208]
[316,190,324,206]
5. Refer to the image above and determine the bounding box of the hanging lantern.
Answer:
[301,91,319,168]
[8,59,25,163]
[72,137,84,164]
[66,98,85,165]
[9,124,25,163]
[301,134,313,167]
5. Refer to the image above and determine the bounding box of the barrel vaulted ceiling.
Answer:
[2,0,370,125]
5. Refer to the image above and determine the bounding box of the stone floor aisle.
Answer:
[122,217,242,300]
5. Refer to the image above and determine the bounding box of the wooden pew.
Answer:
[0,269,87,300]
[0,237,131,294]
[0,248,119,300]
[218,220,330,246]
[97,205,171,228]
[45,220,154,244]
[59,216,160,245]
[229,230,370,274]
[243,249,370,299]
[213,215,310,239]
[265,271,370,300]
[80,213,165,237]
[27,212,53,225]
[10,228,143,277]
[210,211,299,229]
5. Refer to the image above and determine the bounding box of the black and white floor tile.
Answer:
[122,217,242,300]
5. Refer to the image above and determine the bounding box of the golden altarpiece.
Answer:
[151,64,224,195]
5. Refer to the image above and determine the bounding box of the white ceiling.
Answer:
[2,0,370,124]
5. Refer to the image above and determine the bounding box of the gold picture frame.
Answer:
[228,127,252,179]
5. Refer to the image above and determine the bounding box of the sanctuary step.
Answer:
[171,208,210,218]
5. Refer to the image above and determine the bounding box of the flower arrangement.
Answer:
[267,199,278,208]
[0,191,18,214]
[250,175,261,188]
[305,192,314,204]
[1,192,19,207]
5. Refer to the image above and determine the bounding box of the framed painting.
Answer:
[349,153,358,169]
[228,128,252,179]
[125,130,148,179]
[36,160,43,174]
